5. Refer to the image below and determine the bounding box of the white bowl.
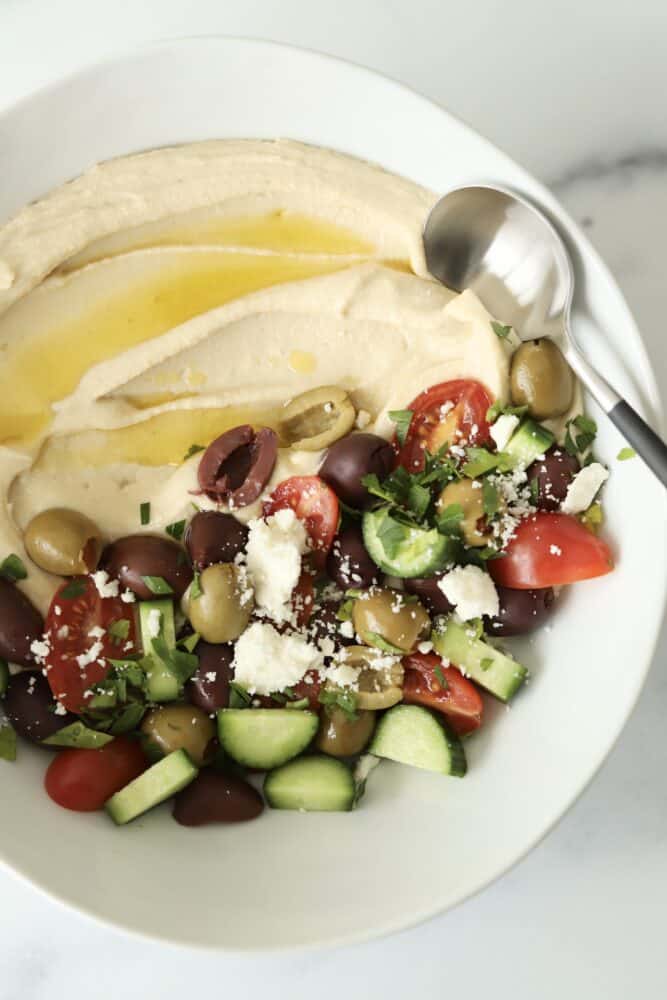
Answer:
[0,37,665,952]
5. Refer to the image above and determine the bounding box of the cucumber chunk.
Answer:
[362,506,451,578]
[139,599,179,702]
[105,749,198,825]
[264,755,355,811]
[218,709,318,770]
[432,618,527,702]
[369,704,466,776]
[504,419,554,469]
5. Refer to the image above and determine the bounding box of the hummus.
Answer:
[0,139,515,614]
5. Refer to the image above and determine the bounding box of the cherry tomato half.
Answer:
[44,576,138,714]
[402,652,483,735]
[44,737,147,812]
[396,379,493,472]
[263,476,339,566]
[490,512,614,589]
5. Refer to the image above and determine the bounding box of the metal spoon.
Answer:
[423,184,667,486]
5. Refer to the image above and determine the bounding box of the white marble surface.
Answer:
[0,1,666,997]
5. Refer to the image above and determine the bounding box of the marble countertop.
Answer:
[1,2,665,997]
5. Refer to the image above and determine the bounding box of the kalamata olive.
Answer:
[186,563,253,643]
[4,670,76,745]
[437,479,491,547]
[404,574,454,615]
[319,433,394,509]
[141,704,216,766]
[326,524,382,589]
[527,447,580,511]
[0,579,44,666]
[187,641,234,713]
[173,769,264,825]
[100,534,193,600]
[510,339,574,419]
[338,646,404,710]
[352,589,430,653]
[315,706,376,757]
[484,585,556,636]
[306,601,354,650]
[185,511,248,570]
[197,425,277,507]
[280,385,356,450]
[24,508,102,576]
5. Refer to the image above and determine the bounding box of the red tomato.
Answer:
[396,379,493,471]
[44,737,147,812]
[263,476,339,566]
[490,512,614,589]
[44,576,138,714]
[402,652,483,735]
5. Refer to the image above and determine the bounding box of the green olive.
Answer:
[339,645,404,710]
[186,563,253,643]
[352,588,430,653]
[315,707,376,757]
[24,507,102,576]
[280,385,356,451]
[436,479,492,547]
[510,339,574,420]
[141,704,216,767]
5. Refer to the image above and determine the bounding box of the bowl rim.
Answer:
[0,34,665,954]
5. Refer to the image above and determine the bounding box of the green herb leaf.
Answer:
[177,631,200,653]
[434,665,449,690]
[363,631,405,655]
[229,681,252,709]
[486,400,529,423]
[184,443,205,461]
[43,721,114,749]
[491,321,512,340]
[462,448,500,478]
[108,702,146,735]
[60,578,87,600]
[336,597,355,623]
[482,479,500,517]
[318,687,359,722]
[529,476,540,504]
[388,409,414,447]
[140,501,151,526]
[435,503,464,536]
[108,618,130,642]
[407,482,431,520]
[150,635,198,683]
[0,723,17,762]
[140,575,174,596]
[564,414,597,456]
[190,571,202,601]
[376,512,408,560]
[480,657,493,672]
[165,519,186,541]
[617,447,636,461]
[0,553,27,583]
[285,698,310,710]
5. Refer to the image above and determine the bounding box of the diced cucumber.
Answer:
[139,599,179,702]
[362,506,451,578]
[217,709,318,770]
[105,749,198,825]
[432,618,527,702]
[369,704,466,777]
[264,755,355,812]
[504,419,554,468]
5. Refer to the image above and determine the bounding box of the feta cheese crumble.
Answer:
[92,570,119,598]
[232,622,322,695]
[489,413,520,452]
[146,608,162,639]
[561,462,609,515]
[245,508,308,624]
[437,565,499,621]
[75,641,104,669]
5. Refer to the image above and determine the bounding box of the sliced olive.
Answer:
[0,578,44,666]
[173,769,263,825]
[141,704,216,767]
[319,432,395,509]
[315,707,376,757]
[186,563,253,643]
[4,670,76,745]
[280,385,356,451]
[24,508,102,576]
[101,534,193,599]
[326,524,382,589]
[339,645,404,710]
[437,479,491,547]
[185,511,248,569]
[510,339,574,420]
[197,425,278,506]
[352,588,430,653]
[187,641,234,713]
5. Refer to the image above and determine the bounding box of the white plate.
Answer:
[0,37,665,952]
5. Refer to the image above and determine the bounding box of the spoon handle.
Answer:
[563,345,667,487]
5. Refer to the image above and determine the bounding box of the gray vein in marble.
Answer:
[549,146,667,193]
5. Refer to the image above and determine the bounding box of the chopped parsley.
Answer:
[42,721,114,749]
[435,503,464,536]
[177,631,200,653]
[0,723,17,762]
[108,618,130,643]
[363,632,405,655]
[140,575,174,596]
[140,501,151,526]
[388,409,414,446]
[165,519,186,541]
[564,415,597,457]
[482,479,500,517]
[480,657,493,672]
[617,446,636,461]
[491,321,512,340]
[190,571,202,600]
[229,681,252,708]
[0,553,27,583]
[318,687,359,722]
[184,443,205,461]
[60,578,87,600]
[485,400,528,424]
[462,447,512,478]
[434,665,449,690]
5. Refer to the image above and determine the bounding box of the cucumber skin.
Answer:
[505,419,555,468]
[362,508,451,579]
[432,618,527,702]
[369,704,467,778]
[105,749,198,825]
[264,755,355,812]
[218,709,319,770]
[139,599,180,703]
